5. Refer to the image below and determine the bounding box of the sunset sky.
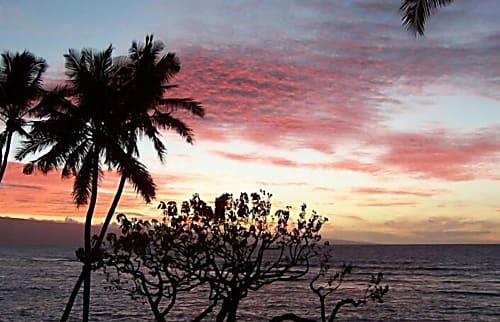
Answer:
[0,0,499,244]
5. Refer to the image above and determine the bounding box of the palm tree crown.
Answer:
[0,51,47,183]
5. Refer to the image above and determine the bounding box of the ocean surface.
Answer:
[0,244,499,321]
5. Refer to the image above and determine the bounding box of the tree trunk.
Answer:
[216,299,230,322]
[0,130,13,183]
[227,305,238,322]
[216,297,240,322]
[96,174,126,245]
[82,154,100,322]
[60,271,84,321]
[60,174,127,321]
[151,304,166,322]
[320,296,326,322]
[193,299,218,322]
[270,314,317,322]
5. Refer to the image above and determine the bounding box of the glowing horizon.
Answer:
[1,0,499,244]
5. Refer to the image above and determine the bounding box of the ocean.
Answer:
[0,244,499,321]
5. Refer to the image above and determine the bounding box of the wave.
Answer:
[436,290,500,298]
[29,256,74,262]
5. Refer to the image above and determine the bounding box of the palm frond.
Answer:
[90,45,114,82]
[401,0,455,36]
[25,52,47,94]
[151,111,195,144]
[124,159,156,203]
[105,144,156,203]
[158,98,205,117]
[134,119,167,162]
[73,150,99,206]
[15,136,53,161]
[0,130,7,148]
[14,125,30,139]
[16,120,62,161]
[129,34,165,62]
[22,162,35,175]
[61,139,92,178]
[29,85,77,118]
[151,134,167,163]
[64,48,84,80]
[155,52,180,82]
[23,138,77,174]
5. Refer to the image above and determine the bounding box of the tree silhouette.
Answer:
[0,51,47,183]
[53,35,204,321]
[270,245,389,322]
[98,191,328,321]
[205,192,327,322]
[100,213,209,321]
[400,0,455,36]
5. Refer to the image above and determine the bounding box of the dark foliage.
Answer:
[98,191,328,321]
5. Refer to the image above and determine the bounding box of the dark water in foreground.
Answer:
[0,244,499,321]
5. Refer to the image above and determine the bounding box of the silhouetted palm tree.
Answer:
[0,51,46,183]
[17,36,204,321]
[16,45,155,322]
[401,0,454,36]
[96,35,204,247]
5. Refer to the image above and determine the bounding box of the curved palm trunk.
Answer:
[61,174,127,321]
[82,154,100,322]
[96,173,127,245]
[0,130,13,183]
[60,271,84,322]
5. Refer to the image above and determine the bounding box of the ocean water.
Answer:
[0,244,499,321]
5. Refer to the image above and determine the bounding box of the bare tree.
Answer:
[270,244,389,322]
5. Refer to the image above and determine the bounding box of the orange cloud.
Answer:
[0,162,187,221]
[356,201,418,207]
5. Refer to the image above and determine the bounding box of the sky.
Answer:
[0,0,499,244]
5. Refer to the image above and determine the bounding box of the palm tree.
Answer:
[0,51,46,183]
[96,35,204,247]
[17,45,156,322]
[58,35,204,321]
[17,36,204,321]
[400,0,455,36]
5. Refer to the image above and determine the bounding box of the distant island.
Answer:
[0,216,365,247]
[0,217,105,247]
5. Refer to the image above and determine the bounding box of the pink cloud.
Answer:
[214,151,376,173]
[377,128,500,181]
[213,123,500,182]
[331,160,381,174]
[352,187,445,197]
[169,45,387,154]
[166,42,499,182]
